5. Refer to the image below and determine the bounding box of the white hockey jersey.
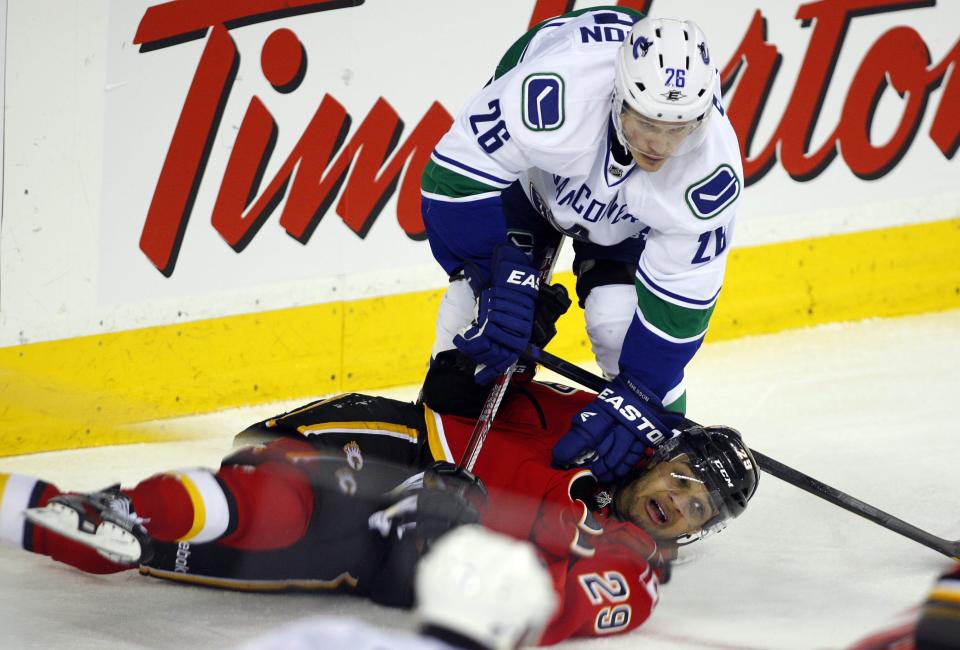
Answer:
[421,7,744,407]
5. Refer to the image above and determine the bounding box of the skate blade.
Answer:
[24,503,143,565]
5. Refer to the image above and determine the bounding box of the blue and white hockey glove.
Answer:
[454,243,540,385]
[552,373,684,483]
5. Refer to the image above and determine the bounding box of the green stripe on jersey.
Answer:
[422,159,502,198]
[664,392,686,414]
[494,6,643,79]
[635,280,715,340]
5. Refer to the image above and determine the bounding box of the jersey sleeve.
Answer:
[419,49,538,280]
[421,10,628,282]
[537,527,663,644]
[618,114,743,413]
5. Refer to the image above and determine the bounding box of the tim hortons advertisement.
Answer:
[101,0,958,304]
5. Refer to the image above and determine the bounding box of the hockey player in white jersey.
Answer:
[233,526,558,650]
[421,7,743,482]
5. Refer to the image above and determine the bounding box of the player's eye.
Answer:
[690,498,705,520]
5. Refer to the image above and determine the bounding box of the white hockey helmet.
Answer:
[416,526,558,650]
[613,17,717,158]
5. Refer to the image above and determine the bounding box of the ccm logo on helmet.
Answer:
[710,458,735,488]
[598,388,666,444]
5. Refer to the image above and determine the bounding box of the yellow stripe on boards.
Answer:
[0,218,957,457]
[709,218,960,339]
[176,474,207,543]
[0,474,9,502]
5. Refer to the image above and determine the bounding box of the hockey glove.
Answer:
[367,464,484,609]
[552,373,684,483]
[454,243,540,385]
[531,282,572,349]
[369,462,486,549]
[514,282,573,383]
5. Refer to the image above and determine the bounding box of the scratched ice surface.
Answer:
[2,310,958,650]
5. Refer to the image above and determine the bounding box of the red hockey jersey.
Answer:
[425,381,667,643]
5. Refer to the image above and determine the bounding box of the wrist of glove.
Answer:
[454,243,540,385]
[551,373,683,483]
[369,462,486,548]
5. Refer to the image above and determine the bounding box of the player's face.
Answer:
[619,108,701,172]
[615,454,717,540]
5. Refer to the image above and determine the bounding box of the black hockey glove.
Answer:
[530,281,572,349]
[367,463,486,608]
[514,281,572,383]
[369,462,486,550]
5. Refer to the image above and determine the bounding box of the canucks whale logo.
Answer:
[685,165,741,219]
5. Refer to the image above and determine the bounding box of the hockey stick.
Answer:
[523,346,960,560]
[458,235,565,472]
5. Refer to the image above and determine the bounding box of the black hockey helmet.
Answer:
[652,424,759,544]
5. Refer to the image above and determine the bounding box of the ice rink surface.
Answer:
[2,310,958,650]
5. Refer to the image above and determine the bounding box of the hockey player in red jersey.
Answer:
[2,380,757,644]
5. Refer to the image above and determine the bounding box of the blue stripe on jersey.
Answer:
[619,315,704,408]
[636,266,721,307]
[431,151,513,187]
[592,11,638,26]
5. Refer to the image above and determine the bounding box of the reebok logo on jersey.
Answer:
[522,73,564,131]
[174,541,191,573]
[685,164,741,219]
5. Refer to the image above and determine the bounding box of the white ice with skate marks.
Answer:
[1,310,958,650]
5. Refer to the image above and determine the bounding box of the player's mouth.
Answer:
[646,498,669,526]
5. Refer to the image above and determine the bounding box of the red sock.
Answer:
[125,474,195,541]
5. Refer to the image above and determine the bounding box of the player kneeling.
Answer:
[2,382,757,644]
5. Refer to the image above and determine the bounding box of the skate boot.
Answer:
[24,485,154,564]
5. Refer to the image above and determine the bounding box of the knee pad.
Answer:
[583,284,636,378]
[430,277,476,358]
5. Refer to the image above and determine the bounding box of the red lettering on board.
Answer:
[721,0,959,184]
[134,0,959,276]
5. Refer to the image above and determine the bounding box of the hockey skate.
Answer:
[24,485,154,565]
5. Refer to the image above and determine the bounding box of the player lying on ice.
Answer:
[237,525,561,650]
[2,374,758,645]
